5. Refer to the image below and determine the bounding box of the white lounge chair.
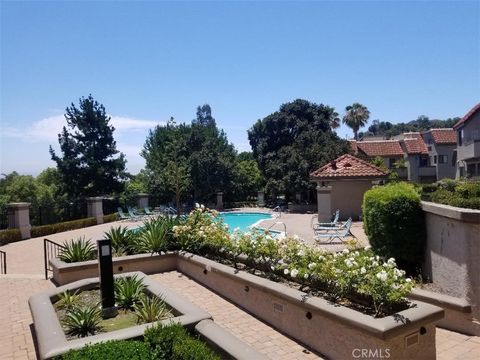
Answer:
[314,218,354,243]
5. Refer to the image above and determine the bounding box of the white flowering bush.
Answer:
[171,205,414,317]
[172,204,232,258]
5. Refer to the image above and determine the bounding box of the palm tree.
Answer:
[342,103,370,140]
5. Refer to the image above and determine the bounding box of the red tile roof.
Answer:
[404,137,428,155]
[454,102,480,129]
[310,154,389,180]
[426,128,456,144]
[353,140,404,157]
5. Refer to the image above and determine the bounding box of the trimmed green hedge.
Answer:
[56,323,219,360]
[103,213,118,223]
[363,182,425,273]
[0,228,22,246]
[57,340,150,360]
[31,217,97,238]
[422,180,480,209]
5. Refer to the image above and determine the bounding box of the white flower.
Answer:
[344,259,354,268]
[270,265,275,271]
[308,262,316,270]
[304,273,309,279]
[290,269,299,278]
[360,267,366,274]
[293,234,300,241]
[364,245,372,251]
[284,269,289,275]
[372,261,379,267]
[405,278,412,283]
[388,257,395,264]
[201,204,205,210]
[318,255,325,261]
[297,249,305,256]
[376,270,388,281]
[233,227,240,232]
[195,203,200,208]
[342,249,350,254]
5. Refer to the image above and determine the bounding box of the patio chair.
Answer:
[127,206,144,220]
[117,207,132,221]
[312,210,340,229]
[144,206,160,216]
[314,218,354,244]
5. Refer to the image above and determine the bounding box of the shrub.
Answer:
[56,290,80,310]
[0,228,22,245]
[62,305,102,338]
[114,275,145,310]
[103,213,118,223]
[134,217,179,254]
[427,181,480,209]
[144,323,219,360]
[133,294,171,324]
[363,182,425,273]
[57,340,151,360]
[58,237,96,263]
[104,226,135,255]
[31,217,97,238]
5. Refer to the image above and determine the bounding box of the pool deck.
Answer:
[0,211,479,359]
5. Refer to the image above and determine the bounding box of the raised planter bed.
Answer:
[30,271,264,360]
[51,254,444,360]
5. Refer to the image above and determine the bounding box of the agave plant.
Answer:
[58,237,96,263]
[62,305,102,338]
[114,275,145,310]
[104,226,135,255]
[134,294,172,324]
[56,290,80,310]
[134,218,171,254]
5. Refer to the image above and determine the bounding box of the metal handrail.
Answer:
[0,250,6,274]
[266,221,287,234]
[44,238,67,279]
[272,206,282,218]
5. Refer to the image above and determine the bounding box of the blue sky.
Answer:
[1,0,479,175]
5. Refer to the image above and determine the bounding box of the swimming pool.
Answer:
[218,212,272,233]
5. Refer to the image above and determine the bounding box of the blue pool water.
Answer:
[218,212,272,233]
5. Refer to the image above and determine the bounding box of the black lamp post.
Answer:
[97,239,117,318]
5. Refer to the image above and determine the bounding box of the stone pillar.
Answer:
[216,192,224,210]
[7,202,31,239]
[316,183,332,222]
[257,191,265,207]
[136,193,149,209]
[87,197,104,225]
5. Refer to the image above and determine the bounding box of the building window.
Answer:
[419,156,429,167]
[433,156,437,164]
[427,146,432,152]
[458,129,463,146]
[467,163,477,177]
[452,151,457,166]
[438,155,448,164]
[389,158,396,168]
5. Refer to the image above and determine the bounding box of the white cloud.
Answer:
[0,115,163,142]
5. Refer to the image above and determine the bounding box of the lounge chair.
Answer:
[127,206,144,220]
[312,210,340,230]
[144,206,160,216]
[314,218,355,243]
[117,207,133,221]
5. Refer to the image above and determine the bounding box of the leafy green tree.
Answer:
[142,106,236,205]
[248,99,350,200]
[232,157,264,201]
[342,103,370,140]
[50,95,127,199]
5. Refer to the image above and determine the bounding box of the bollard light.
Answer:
[97,239,118,318]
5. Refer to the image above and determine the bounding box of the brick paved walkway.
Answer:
[150,271,323,360]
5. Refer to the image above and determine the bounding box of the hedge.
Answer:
[0,228,22,246]
[31,217,97,238]
[56,340,150,360]
[56,323,219,360]
[363,182,425,273]
[103,213,118,223]
[422,180,480,210]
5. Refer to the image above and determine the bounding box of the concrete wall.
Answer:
[422,201,480,335]
[331,180,374,220]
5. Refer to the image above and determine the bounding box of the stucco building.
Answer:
[454,103,480,179]
[310,154,388,221]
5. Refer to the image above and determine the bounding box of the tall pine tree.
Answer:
[50,95,127,199]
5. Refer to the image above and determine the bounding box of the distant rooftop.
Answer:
[310,154,388,180]
[423,128,457,145]
[351,139,404,157]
